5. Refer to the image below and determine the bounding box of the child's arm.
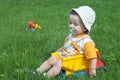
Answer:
[89,58,97,77]
[83,41,97,77]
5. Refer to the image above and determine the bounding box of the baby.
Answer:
[37,6,97,78]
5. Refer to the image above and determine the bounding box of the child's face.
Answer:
[69,14,87,36]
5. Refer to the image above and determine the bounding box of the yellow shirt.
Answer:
[52,34,97,60]
[63,34,97,59]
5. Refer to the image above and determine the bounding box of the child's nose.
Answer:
[69,24,74,29]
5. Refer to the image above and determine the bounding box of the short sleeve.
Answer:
[83,41,97,59]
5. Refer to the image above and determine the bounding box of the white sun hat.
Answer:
[72,6,96,33]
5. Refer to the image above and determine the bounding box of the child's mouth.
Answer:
[69,29,74,34]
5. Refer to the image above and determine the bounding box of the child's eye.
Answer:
[74,23,78,26]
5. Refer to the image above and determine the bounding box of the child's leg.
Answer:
[38,56,57,72]
[46,60,62,77]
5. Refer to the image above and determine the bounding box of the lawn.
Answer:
[0,0,120,80]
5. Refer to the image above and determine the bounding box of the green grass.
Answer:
[0,0,120,80]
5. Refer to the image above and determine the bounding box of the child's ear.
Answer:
[83,28,88,33]
[83,27,87,31]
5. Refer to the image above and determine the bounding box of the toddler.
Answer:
[36,6,97,78]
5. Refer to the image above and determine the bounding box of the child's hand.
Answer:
[89,69,96,77]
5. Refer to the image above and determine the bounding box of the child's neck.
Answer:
[72,33,88,38]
